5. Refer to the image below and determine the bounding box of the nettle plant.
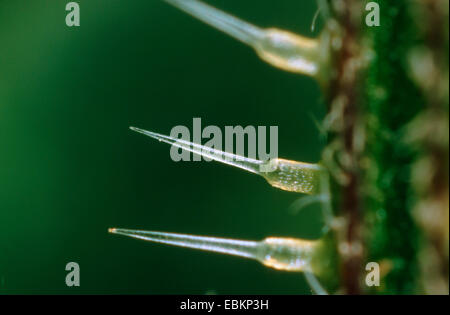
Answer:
[110,0,449,294]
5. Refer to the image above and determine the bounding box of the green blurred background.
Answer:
[0,0,325,294]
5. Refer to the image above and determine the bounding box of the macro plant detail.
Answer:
[109,0,449,295]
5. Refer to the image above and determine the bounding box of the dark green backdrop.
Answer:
[0,0,325,294]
